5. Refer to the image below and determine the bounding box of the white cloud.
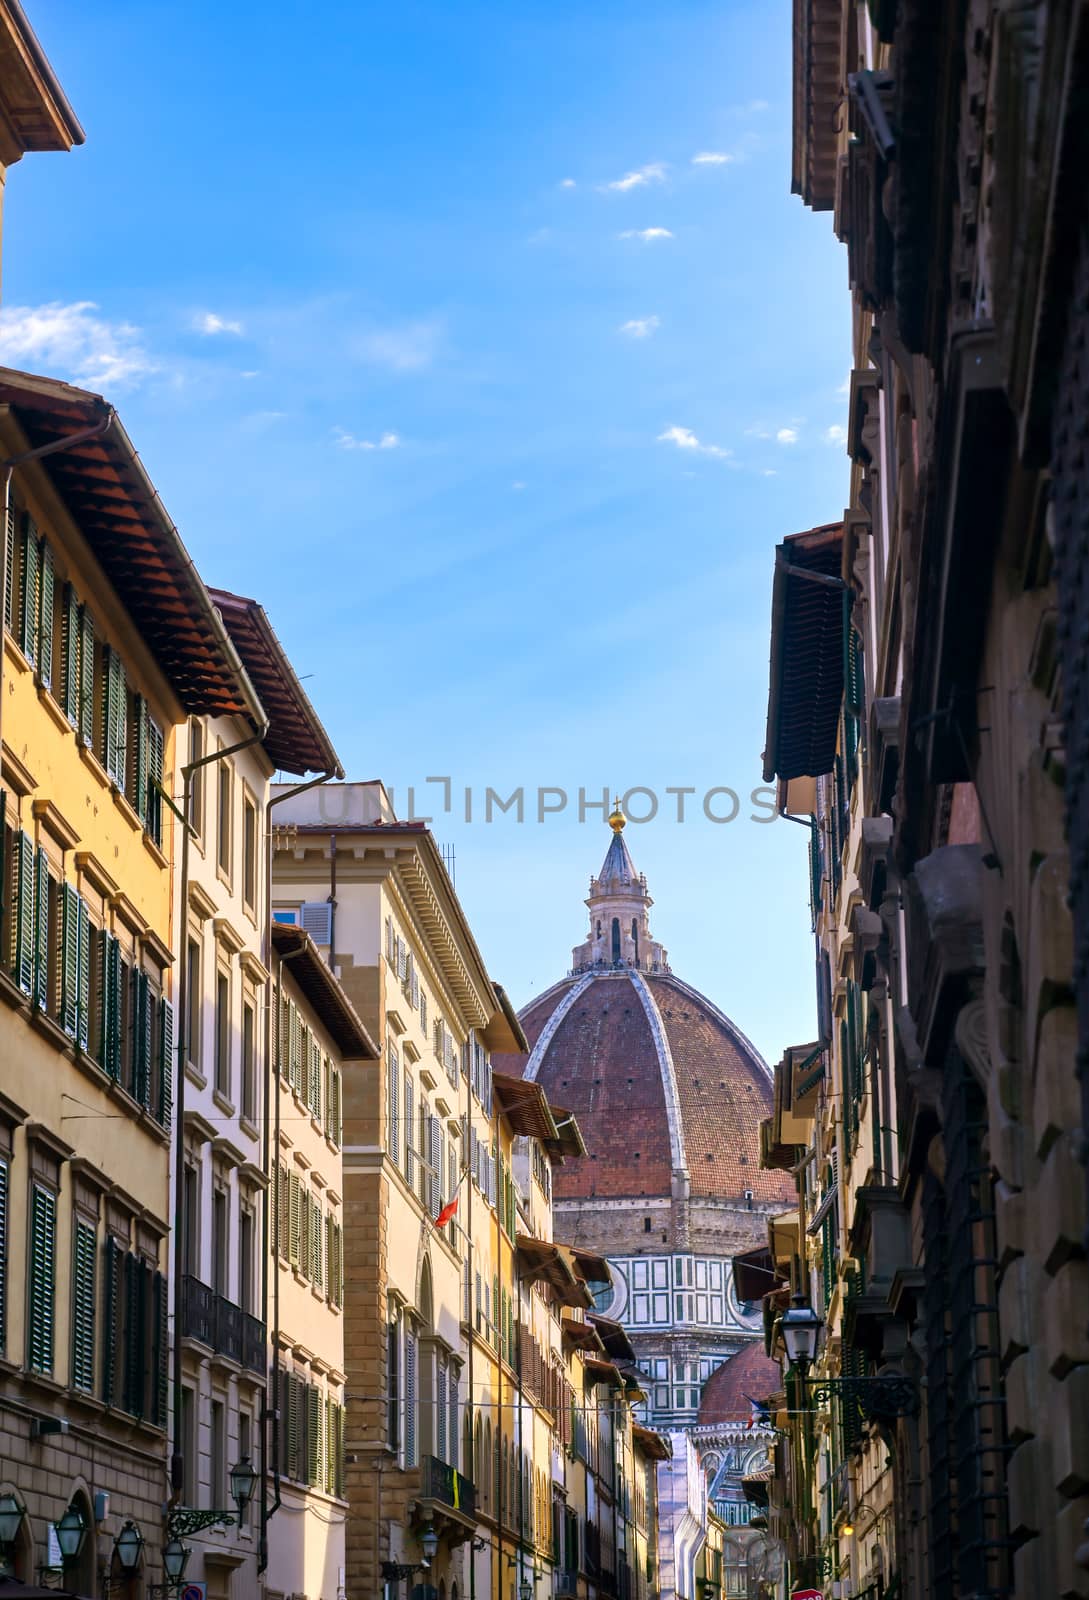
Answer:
[194,311,244,336]
[657,424,731,460]
[333,427,402,452]
[512,481,526,491]
[836,372,852,395]
[619,316,660,339]
[604,162,667,192]
[0,300,155,389]
[762,468,778,477]
[355,320,440,372]
[692,151,733,166]
[240,369,260,379]
[776,427,798,445]
[744,425,771,439]
[825,424,847,445]
[618,227,673,242]
[559,178,577,189]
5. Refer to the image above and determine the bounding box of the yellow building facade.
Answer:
[0,369,262,1592]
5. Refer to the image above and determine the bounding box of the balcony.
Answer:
[181,1275,265,1377]
[415,1455,477,1541]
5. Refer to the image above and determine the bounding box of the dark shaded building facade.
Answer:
[758,2,1089,1597]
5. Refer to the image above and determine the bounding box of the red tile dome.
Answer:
[698,1343,783,1425]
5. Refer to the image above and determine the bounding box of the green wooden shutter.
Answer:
[286,1372,299,1480]
[101,935,121,1080]
[60,882,79,1037]
[133,694,148,822]
[289,1172,301,1266]
[132,970,152,1108]
[0,1156,8,1357]
[337,1222,344,1306]
[3,505,13,632]
[123,1251,142,1415]
[71,1218,97,1393]
[102,1236,121,1404]
[278,1162,289,1258]
[27,1184,56,1374]
[307,1385,321,1485]
[78,607,95,747]
[76,899,90,1051]
[18,520,38,664]
[153,1271,169,1426]
[335,1068,343,1146]
[158,998,174,1130]
[13,831,35,995]
[299,1187,310,1277]
[37,540,54,689]
[404,1330,417,1465]
[146,717,164,846]
[61,583,79,723]
[104,648,127,786]
[386,1046,399,1163]
[325,1210,334,1300]
[33,847,49,1011]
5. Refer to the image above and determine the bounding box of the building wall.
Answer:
[0,440,180,1589]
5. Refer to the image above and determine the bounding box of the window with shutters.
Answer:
[71,1214,97,1393]
[311,1197,323,1290]
[180,1385,196,1503]
[27,1181,57,1375]
[277,1162,289,1260]
[419,988,428,1032]
[289,1172,302,1267]
[215,969,231,1100]
[187,718,205,835]
[242,793,257,911]
[404,1325,418,1466]
[185,938,201,1070]
[241,999,256,1123]
[211,1398,226,1507]
[404,1072,415,1190]
[216,757,232,880]
[386,1041,400,1165]
[388,1309,401,1451]
[182,1162,200,1277]
[299,1186,310,1278]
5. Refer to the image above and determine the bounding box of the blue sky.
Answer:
[5,0,849,1065]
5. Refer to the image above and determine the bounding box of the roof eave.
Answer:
[0,0,85,155]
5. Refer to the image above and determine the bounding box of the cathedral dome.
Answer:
[697,1343,783,1425]
[498,810,792,1212]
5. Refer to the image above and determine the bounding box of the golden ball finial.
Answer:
[609,796,626,832]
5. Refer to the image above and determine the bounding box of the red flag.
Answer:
[434,1196,459,1230]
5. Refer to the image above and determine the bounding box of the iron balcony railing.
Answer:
[420,1455,476,1518]
[181,1275,265,1377]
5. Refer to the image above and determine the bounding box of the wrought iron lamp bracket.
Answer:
[381,1561,428,1581]
[166,1508,236,1540]
[807,1374,918,1421]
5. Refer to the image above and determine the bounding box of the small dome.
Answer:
[698,1344,783,1425]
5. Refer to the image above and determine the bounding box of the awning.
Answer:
[763,521,845,783]
[583,1356,624,1389]
[516,1236,593,1309]
[568,1246,610,1285]
[561,1313,605,1352]
[633,1422,673,1462]
[806,1185,837,1236]
[741,1470,772,1508]
[544,1103,587,1161]
[732,1246,784,1303]
[588,1312,636,1364]
[0,368,264,724]
[493,1073,559,1141]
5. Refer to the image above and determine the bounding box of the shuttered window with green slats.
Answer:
[288,1172,301,1267]
[37,539,54,690]
[102,1235,123,1405]
[146,716,164,847]
[102,646,127,787]
[33,846,50,1012]
[60,582,80,724]
[153,1271,169,1427]
[60,883,80,1037]
[76,900,91,1052]
[3,507,14,634]
[12,831,34,996]
[18,518,39,664]
[27,1183,57,1374]
[131,693,149,824]
[157,997,174,1131]
[307,1385,321,1485]
[404,1327,418,1466]
[131,969,152,1109]
[78,606,95,748]
[71,1217,97,1393]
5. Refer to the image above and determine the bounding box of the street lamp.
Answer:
[519,1579,533,1600]
[780,1295,822,1374]
[163,1538,190,1583]
[115,1522,144,1573]
[419,1526,439,1564]
[0,1494,25,1575]
[56,1505,88,1562]
[229,1456,257,1518]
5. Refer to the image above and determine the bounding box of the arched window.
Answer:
[611,918,621,964]
[632,918,639,966]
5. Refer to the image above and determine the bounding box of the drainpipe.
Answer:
[0,412,115,805]
[260,765,342,1569]
[172,723,270,1502]
[328,832,337,973]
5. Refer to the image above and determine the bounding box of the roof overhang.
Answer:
[763,521,845,783]
[588,1311,636,1364]
[482,983,529,1054]
[208,588,342,776]
[516,1235,593,1309]
[0,371,264,723]
[791,0,841,210]
[492,1072,559,1141]
[569,1247,610,1286]
[272,922,379,1059]
[544,1102,587,1163]
[633,1423,673,1462]
[0,1,84,163]
[561,1314,605,1353]
[582,1356,624,1390]
[731,1246,784,1304]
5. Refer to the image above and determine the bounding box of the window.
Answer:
[210,1399,226,1509]
[240,1208,254,1315]
[241,1001,256,1122]
[27,1182,57,1375]
[71,1211,97,1393]
[180,1385,197,1504]
[212,1189,228,1298]
[182,1163,199,1278]
[387,1311,401,1451]
[186,939,201,1069]
[216,759,232,878]
[188,719,205,834]
[242,795,257,910]
[238,1411,252,1528]
[215,971,230,1099]
[0,1126,10,1358]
